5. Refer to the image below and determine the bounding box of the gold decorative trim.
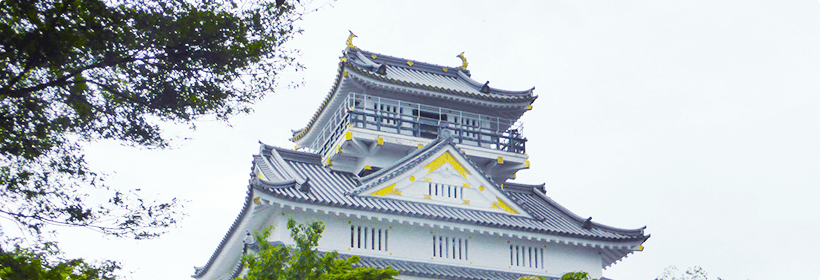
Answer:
[457,52,468,70]
[492,197,518,214]
[371,183,402,196]
[424,151,469,178]
[376,136,384,146]
[407,61,414,66]
[253,197,261,204]
[346,30,358,49]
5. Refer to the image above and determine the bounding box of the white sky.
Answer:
[29,0,820,279]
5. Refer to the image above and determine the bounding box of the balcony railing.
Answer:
[306,93,526,156]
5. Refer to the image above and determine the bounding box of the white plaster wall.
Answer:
[270,209,604,279]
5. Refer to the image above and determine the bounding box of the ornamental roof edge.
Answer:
[346,136,533,218]
[192,186,254,278]
[253,186,645,242]
[532,189,649,237]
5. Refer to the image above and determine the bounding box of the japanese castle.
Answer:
[193,34,649,280]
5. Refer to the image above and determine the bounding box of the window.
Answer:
[428,182,463,199]
[432,235,468,260]
[454,116,479,138]
[510,244,544,268]
[350,225,388,251]
[374,103,400,125]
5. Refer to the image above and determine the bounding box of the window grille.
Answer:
[432,235,468,260]
[350,225,388,251]
[427,183,463,199]
[509,244,544,268]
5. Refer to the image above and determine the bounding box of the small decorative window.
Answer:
[432,235,468,260]
[428,182,463,199]
[350,225,388,251]
[510,244,544,268]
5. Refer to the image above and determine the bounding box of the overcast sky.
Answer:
[30,1,820,279]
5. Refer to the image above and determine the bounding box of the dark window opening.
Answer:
[358,166,382,177]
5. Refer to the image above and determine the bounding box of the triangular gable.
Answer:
[356,143,530,217]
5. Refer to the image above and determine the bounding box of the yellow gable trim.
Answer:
[371,183,402,196]
[492,197,519,214]
[424,151,469,178]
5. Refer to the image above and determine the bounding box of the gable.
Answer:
[361,146,529,217]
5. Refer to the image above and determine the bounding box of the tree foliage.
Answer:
[656,266,725,280]
[0,0,303,239]
[519,271,593,280]
[238,218,399,280]
[0,239,120,280]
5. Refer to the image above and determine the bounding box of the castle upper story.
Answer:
[291,33,537,184]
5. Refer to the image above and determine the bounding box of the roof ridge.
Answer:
[355,48,461,75]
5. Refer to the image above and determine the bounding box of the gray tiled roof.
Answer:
[194,143,647,279]
[255,142,647,243]
[342,253,558,280]
[347,48,537,102]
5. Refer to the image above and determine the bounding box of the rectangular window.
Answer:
[510,244,544,268]
[432,234,468,260]
[350,225,389,251]
[427,183,463,199]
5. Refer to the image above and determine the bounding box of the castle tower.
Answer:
[193,35,648,280]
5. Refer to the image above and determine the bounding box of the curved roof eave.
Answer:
[192,187,254,279]
[254,183,644,243]
[347,62,536,102]
[531,189,648,237]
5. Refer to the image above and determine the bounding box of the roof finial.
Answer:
[346,30,358,49]
[457,52,468,70]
